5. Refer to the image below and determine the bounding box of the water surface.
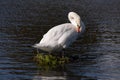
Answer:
[0,0,120,80]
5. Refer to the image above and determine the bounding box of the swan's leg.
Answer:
[62,49,65,58]
[48,52,52,55]
[37,49,39,53]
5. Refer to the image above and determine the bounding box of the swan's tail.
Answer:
[32,43,40,49]
[32,43,51,52]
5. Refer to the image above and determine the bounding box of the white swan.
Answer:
[33,12,85,53]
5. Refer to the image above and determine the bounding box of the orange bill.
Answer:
[76,27,81,32]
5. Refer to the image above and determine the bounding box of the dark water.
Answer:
[0,0,120,80]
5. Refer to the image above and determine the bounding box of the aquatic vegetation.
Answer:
[34,53,69,70]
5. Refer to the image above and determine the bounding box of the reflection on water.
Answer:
[0,0,120,80]
[33,70,67,80]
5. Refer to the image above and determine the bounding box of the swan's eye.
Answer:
[71,17,74,19]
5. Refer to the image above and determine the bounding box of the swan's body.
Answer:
[33,12,85,53]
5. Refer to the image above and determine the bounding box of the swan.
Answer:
[33,12,85,53]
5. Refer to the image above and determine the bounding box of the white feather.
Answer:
[33,12,85,52]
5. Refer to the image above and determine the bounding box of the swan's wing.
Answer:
[33,23,78,52]
[38,23,78,50]
[40,23,72,43]
[58,27,78,48]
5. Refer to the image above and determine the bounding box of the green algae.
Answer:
[34,53,69,70]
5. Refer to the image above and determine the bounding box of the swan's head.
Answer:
[68,12,81,32]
